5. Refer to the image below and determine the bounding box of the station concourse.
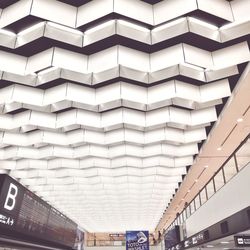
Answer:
[0,0,249,250]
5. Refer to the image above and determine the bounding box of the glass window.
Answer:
[179,214,183,224]
[235,138,250,171]
[178,216,181,225]
[186,205,191,218]
[223,157,237,182]
[176,216,180,225]
[190,200,195,214]
[206,179,215,199]
[214,169,225,191]
[194,195,200,210]
[182,211,186,222]
[179,216,182,225]
[200,188,207,205]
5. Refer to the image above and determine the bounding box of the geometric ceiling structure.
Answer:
[0,0,249,232]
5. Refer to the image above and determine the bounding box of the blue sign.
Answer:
[126,231,149,250]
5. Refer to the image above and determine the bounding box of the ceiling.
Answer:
[157,62,250,232]
[0,0,249,233]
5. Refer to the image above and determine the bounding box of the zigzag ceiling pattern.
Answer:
[0,0,249,232]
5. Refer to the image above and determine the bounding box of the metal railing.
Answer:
[166,134,250,232]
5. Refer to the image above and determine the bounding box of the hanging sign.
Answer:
[126,231,149,250]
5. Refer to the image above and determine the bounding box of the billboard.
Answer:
[126,231,149,250]
[164,226,180,250]
[73,227,85,250]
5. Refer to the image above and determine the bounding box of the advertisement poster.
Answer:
[126,231,149,250]
[73,227,85,250]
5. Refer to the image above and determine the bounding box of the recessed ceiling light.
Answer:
[237,118,243,123]
[195,179,198,182]
[181,198,184,201]
[204,165,209,168]
[221,241,229,244]
[206,245,214,248]
[217,147,222,151]
[187,189,191,193]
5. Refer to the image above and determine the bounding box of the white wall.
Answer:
[185,162,250,237]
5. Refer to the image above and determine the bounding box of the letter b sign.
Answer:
[4,183,18,211]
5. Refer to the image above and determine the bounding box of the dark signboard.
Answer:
[168,207,250,250]
[165,226,181,249]
[175,243,184,250]
[234,235,250,247]
[166,230,208,250]
[183,232,207,249]
[166,242,184,250]
[16,189,50,236]
[0,174,78,248]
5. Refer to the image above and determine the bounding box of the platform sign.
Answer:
[126,231,149,250]
[0,174,78,248]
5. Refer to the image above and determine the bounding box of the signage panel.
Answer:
[164,226,181,250]
[16,189,49,235]
[0,174,78,248]
[110,233,125,237]
[183,232,205,248]
[126,231,149,250]
[234,235,250,247]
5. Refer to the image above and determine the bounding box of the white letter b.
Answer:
[4,183,18,211]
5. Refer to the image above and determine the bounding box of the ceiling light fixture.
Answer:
[152,17,186,32]
[237,118,243,123]
[217,147,222,151]
[188,17,218,30]
[84,20,116,34]
[118,20,149,32]
[18,22,45,36]
[0,29,16,36]
[47,22,83,35]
